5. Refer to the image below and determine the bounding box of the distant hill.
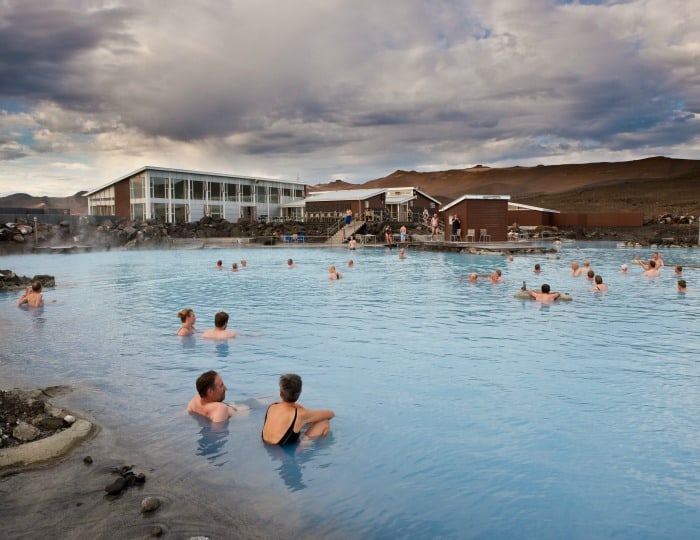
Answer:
[0,192,88,214]
[313,156,700,218]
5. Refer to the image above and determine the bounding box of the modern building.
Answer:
[85,166,307,223]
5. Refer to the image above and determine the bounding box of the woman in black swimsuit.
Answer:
[261,374,335,446]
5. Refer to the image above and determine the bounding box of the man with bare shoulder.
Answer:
[201,311,237,339]
[528,283,561,302]
[642,260,660,277]
[187,370,237,423]
[262,374,335,445]
[17,280,44,307]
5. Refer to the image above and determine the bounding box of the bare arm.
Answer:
[299,407,335,426]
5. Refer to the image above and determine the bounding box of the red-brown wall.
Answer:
[441,199,509,241]
[115,179,131,219]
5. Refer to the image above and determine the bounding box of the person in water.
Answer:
[177,308,197,336]
[528,283,561,302]
[261,373,334,445]
[201,311,237,339]
[17,280,44,307]
[187,370,237,423]
[328,265,342,280]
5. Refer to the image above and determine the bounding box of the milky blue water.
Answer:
[1,243,699,539]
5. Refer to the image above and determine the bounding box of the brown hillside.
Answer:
[314,156,700,219]
[0,192,88,214]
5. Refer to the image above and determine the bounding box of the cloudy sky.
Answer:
[1,0,698,197]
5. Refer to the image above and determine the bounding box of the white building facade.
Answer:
[86,166,307,223]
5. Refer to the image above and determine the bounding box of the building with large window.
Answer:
[86,166,307,223]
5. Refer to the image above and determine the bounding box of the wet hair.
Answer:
[534,264,540,271]
[216,260,222,266]
[279,374,302,403]
[178,308,193,322]
[214,311,229,328]
[587,269,595,278]
[288,258,294,265]
[31,280,42,292]
[196,370,219,397]
[541,283,551,293]
[675,265,682,273]
[649,260,656,268]
[678,279,686,289]
[231,263,238,270]
[594,275,603,285]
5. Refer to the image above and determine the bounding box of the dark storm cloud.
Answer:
[0,3,139,108]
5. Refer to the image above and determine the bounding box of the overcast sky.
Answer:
[1,0,698,197]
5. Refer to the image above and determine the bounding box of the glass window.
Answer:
[131,203,145,220]
[269,187,279,204]
[210,182,222,201]
[173,204,188,223]
[151,203,168,222]
[151,177,168,199]
[256,185,266,203]
[172,179,187,199]
[209,205,223,219]
[191,180,205,200]
[130,177,146,199]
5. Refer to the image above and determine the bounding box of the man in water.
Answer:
[202,311,237,339]
[261,373,334,445]
[17,280,44,307]
[528,283,561,302]
[187,370,237,422]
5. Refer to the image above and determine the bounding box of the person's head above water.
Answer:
[279,373,302,403]
[214,311,229,329]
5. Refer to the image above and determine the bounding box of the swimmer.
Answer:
[348,259,354,267]
[586,269,595,280]
[674,265,682,275]
[591,275,608,291]
[642,260,660,277]
[469,272,478,283]
[261,373,334,445]
[231,262,238,272]
[187,370,237,423]
[202,311,237,339]
[240,259,247,268]
[677,279,686,293]
[571,262,582,277]
[534,263,541,273]
[177,308,197,336]
[508,255,514,262]
[528,283,561,303]
[16,280,44,307]
[399,248,406,259]
[620,264,628,273]
[287,258,297,268]
[215,260,223,269]
[328,265,342,280]
[490,269,503,283]
[348,236,357,250]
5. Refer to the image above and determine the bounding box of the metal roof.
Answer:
[85,166,306,196]
[304,188,386,202]
[440,194,511,212]
[508,202,560,213]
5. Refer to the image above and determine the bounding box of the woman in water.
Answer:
[177,308,197,336]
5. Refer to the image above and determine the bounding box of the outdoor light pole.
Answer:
[33,216,38,244]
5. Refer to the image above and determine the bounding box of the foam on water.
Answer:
[1,244,699,539]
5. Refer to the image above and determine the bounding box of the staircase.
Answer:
[326,220,366,245]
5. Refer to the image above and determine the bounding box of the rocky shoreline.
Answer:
[1,214,698,254]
